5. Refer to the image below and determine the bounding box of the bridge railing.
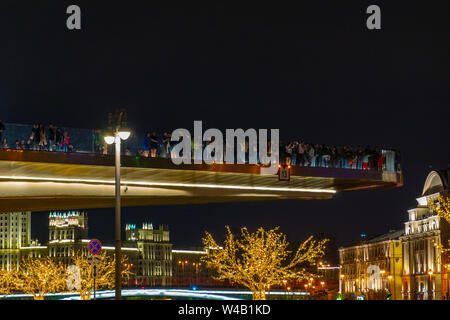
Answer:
[0,122,401,173]
[1,123,95,153]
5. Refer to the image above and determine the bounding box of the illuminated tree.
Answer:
[68,252,133,300]
[428,195,450,224]
[15,257,67,300]
[201,226,328,300]
[428,195,450,257]
[0,268,18,295]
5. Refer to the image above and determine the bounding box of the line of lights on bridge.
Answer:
[0,175,337,194]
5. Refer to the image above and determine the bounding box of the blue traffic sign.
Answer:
[88,239,102,255]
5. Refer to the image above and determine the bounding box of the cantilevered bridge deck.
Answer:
[0,149,402,212]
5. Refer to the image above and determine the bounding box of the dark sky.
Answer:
[1,1,449,263]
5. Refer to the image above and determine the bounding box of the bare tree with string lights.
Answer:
[428,195,450,224]
[201,226,328,300]
[428,195,450,257]
[0,268,18,296]
[68,252,133,300]
[14,257,67,300]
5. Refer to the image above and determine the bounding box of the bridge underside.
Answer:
[0,150,402,212]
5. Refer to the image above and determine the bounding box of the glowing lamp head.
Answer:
[340,274,345,279]
[104,136,115,145]
[428,270,433,275]
[118,131,131,140]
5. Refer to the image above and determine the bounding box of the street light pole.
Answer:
[114,133,122,300]
[428,269,433,300]
[104,121,130,300]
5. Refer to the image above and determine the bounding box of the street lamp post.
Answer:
[339,274,344,294]
[428,269,433,300]
[380,269,385,290]
[282,279,288,299]
[447,264,450,300]
[105,128,130,300]
[387,275,393,299]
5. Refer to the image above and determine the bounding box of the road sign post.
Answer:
[88,239,102,300]
[87,255,101,300]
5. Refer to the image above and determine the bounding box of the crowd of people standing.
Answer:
[0,121,72,152]
[280,141,400,171]
[136,131,400,172]
[0,120,400,172]
[140,131,174,158]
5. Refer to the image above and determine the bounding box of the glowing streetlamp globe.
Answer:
[118,131,131,140]
[104,136,115,145]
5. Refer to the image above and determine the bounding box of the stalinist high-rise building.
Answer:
[0,212,33,270]
[47,211,89,264]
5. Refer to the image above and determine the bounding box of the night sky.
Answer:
[1,1,449,263]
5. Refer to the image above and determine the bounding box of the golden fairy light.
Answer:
[201,226,328,300]
[428,195,450,224]
[0,268,18,295]
[69,251,133,300]
[14,257,67,300]
[428,195,450,254]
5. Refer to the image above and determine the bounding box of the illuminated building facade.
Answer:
[124,223,172,287]
[339,170,450,300]
[0,211,140,274]
[46,211,139,278]
[399,170,450,300]
[172,249,215,287]
[0,211,45,270]
[317,263,340,295]
[46,211,139,266]
[48,211,89,264]
[339,230,403,300]
[0,210,219,289]
[0,211,30,270]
